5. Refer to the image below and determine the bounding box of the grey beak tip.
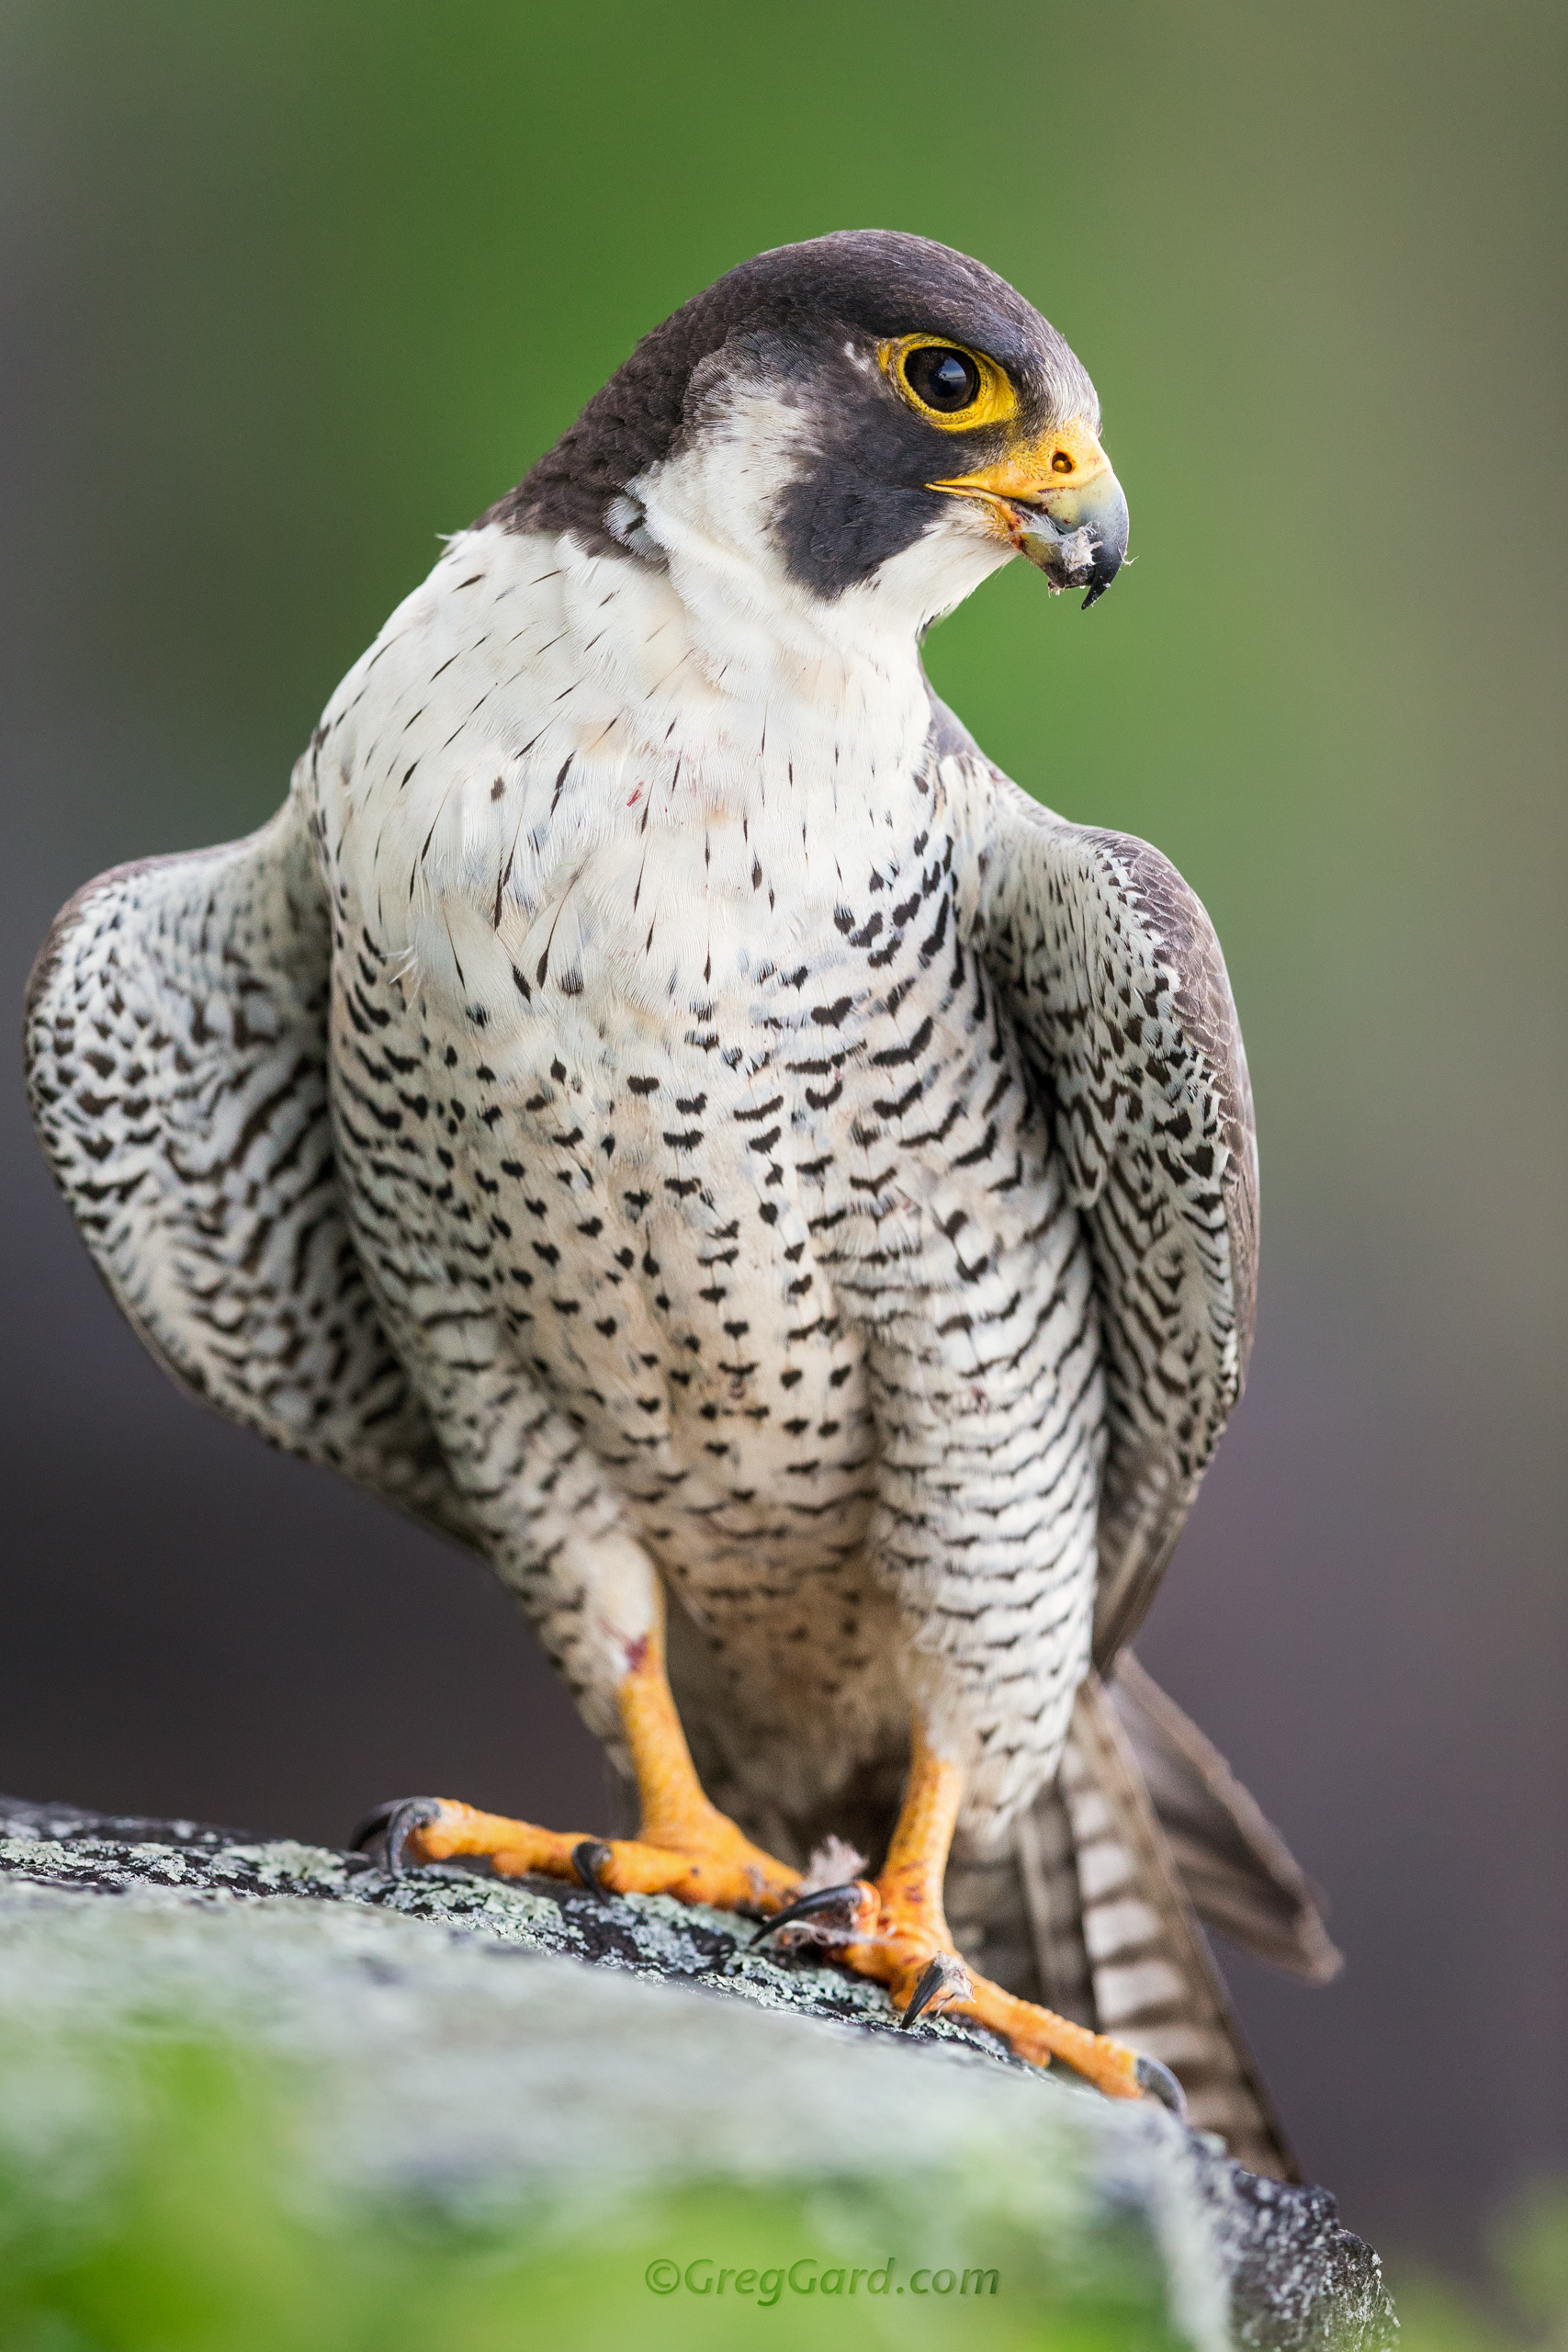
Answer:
[1018,469,1128,608]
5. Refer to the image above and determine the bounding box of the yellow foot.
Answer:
[757,1882,1175,2126]
[756,1874,1181,2113]
[353,1795,800,1915]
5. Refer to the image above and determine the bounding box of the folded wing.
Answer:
[961,725,1258,1662]
[24,786,473,1549]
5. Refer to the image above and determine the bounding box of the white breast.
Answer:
[301,505,1098,1833]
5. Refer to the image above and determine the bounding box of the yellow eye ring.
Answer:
[878,335,1018,433]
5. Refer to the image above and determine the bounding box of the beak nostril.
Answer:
[1051,452,1074,474]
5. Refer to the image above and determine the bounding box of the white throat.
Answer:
[634,386,1005,682]
[311,414,1009,1008]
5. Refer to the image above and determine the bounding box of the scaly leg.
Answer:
[355,1598,799,1913]
[360,1654,1177,2113]
[759,1722,1183,2112]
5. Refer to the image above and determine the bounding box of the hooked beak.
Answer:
[929,417,1129,609]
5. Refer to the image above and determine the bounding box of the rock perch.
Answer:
[0,1796,1393,2350]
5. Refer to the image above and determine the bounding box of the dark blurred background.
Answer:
[2,0,1562,2270]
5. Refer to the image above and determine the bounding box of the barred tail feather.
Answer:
[1060,1674,1296,2179]
[1014,1781,1098,2031]
[1108,1653,1342,1985]
[945,1786,1095,2030]
[952,1669,1302,2182]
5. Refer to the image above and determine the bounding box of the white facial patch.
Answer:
[628,375,1012,690]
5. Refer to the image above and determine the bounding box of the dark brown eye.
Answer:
[903,345,981,414]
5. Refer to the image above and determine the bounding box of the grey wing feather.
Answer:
[957,718,1258,1660]
[24,786,475,1552]
[1109,1653,1341,1984]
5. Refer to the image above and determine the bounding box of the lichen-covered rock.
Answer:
[0,1799,1393,2349]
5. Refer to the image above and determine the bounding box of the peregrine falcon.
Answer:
[26,232,1337,2177]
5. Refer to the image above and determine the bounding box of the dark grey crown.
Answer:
[479,232,1098,596]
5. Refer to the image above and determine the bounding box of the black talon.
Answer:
[351,1801,399,1849]
[1135,2052,1188,2120]
[350,1797,445,1877]
[750,1882,863,1947]
[572,1838,615,1894]
[898,1952,969,2030]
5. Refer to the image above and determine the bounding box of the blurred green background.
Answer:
[1,0,1562,2296]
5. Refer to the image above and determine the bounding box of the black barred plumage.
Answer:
[25,231,1333,2178]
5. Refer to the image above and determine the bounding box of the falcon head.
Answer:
[488,232,1128,639]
